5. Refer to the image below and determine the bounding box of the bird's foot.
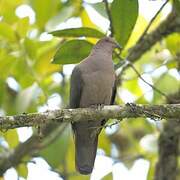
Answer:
[90,104,104,110]
[126,102,137,113]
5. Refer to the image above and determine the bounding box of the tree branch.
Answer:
[0,123,68,175]
[116,10,180,72]
[0,104,180,130]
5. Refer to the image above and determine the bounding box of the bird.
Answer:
[69,37,120,175]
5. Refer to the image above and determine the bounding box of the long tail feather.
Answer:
[72,121,101,175]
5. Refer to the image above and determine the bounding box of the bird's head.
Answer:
[95,37,122,51]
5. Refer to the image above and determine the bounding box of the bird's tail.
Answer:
[72,121,101,175]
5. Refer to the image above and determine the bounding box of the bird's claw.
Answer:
[90,104,104,110]
[126,103,137,112]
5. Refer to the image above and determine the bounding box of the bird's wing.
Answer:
[70,66,83,108]
[110,77,117,105]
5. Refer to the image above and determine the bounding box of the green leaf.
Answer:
[111,0,139,47]
[174,0,180,15]
[46,6,75,31]
[30,0,60,29]
[16,164,28,178]
[156,74,179,94]
[53,40,93,64]
[166,60,178,69]
[99,130,111,155]
[0,0,22,23]
[24,38,38,59]
[153,73,180,103]
[40,126,70,168]
[16,17,29,38]
[166,33,180,55]
[0,22,16,41]
[123,79,143,97]
[3,129,19,148]
[90,3,108,18]
[50,27,105,38]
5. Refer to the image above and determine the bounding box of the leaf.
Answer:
[15,83,40,113]
[174,0,180,15]
[167,60,178,69]
[111,0,139,47]
[166,33,180,55]
[46,6,75,31]
[0,22,16,41]
[15,17,29,38]
[80,9,100,43]
[16,164,28,178]
[34,41,60,75]
[0,0,22,23]
[50,27,105,38]
[24,38,38,59]
[90,3,108,18]
[153,73,180,103]
[125,15,147,49]
[99,130,111,155]
[156,74,179,94]
[30,0,60,29]
[3,129,19,148]
[146,155,156,180]
[53,40,93,64]
[0,49,17,79]
[123,78,143,97]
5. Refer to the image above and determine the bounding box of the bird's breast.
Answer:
[80,70,115,107]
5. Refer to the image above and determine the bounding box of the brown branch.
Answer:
[0,104,180,130]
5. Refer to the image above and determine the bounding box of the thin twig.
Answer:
[103,0,114,36]
[122,60,169,81]
[127,61,169,100]
[139,0,169,41]
[134,73,166,102]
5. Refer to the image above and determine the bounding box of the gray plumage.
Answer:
[70,37,119,175]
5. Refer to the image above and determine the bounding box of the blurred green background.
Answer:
[0,0,179,179]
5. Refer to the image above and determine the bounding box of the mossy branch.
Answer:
[0,104,180,130]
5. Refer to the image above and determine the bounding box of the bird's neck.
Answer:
[89,48,114,70]
[90,46,113,58]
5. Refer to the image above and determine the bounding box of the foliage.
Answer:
[0,0,179,180]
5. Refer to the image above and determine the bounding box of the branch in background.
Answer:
[0,104,180,130]
[154,120,180,180]
[116,10,180,73]
[155,92,180,180]
[128,62,169,100]
[103,0,114,36]
[0,123,68,175]
[128,10,180,62]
